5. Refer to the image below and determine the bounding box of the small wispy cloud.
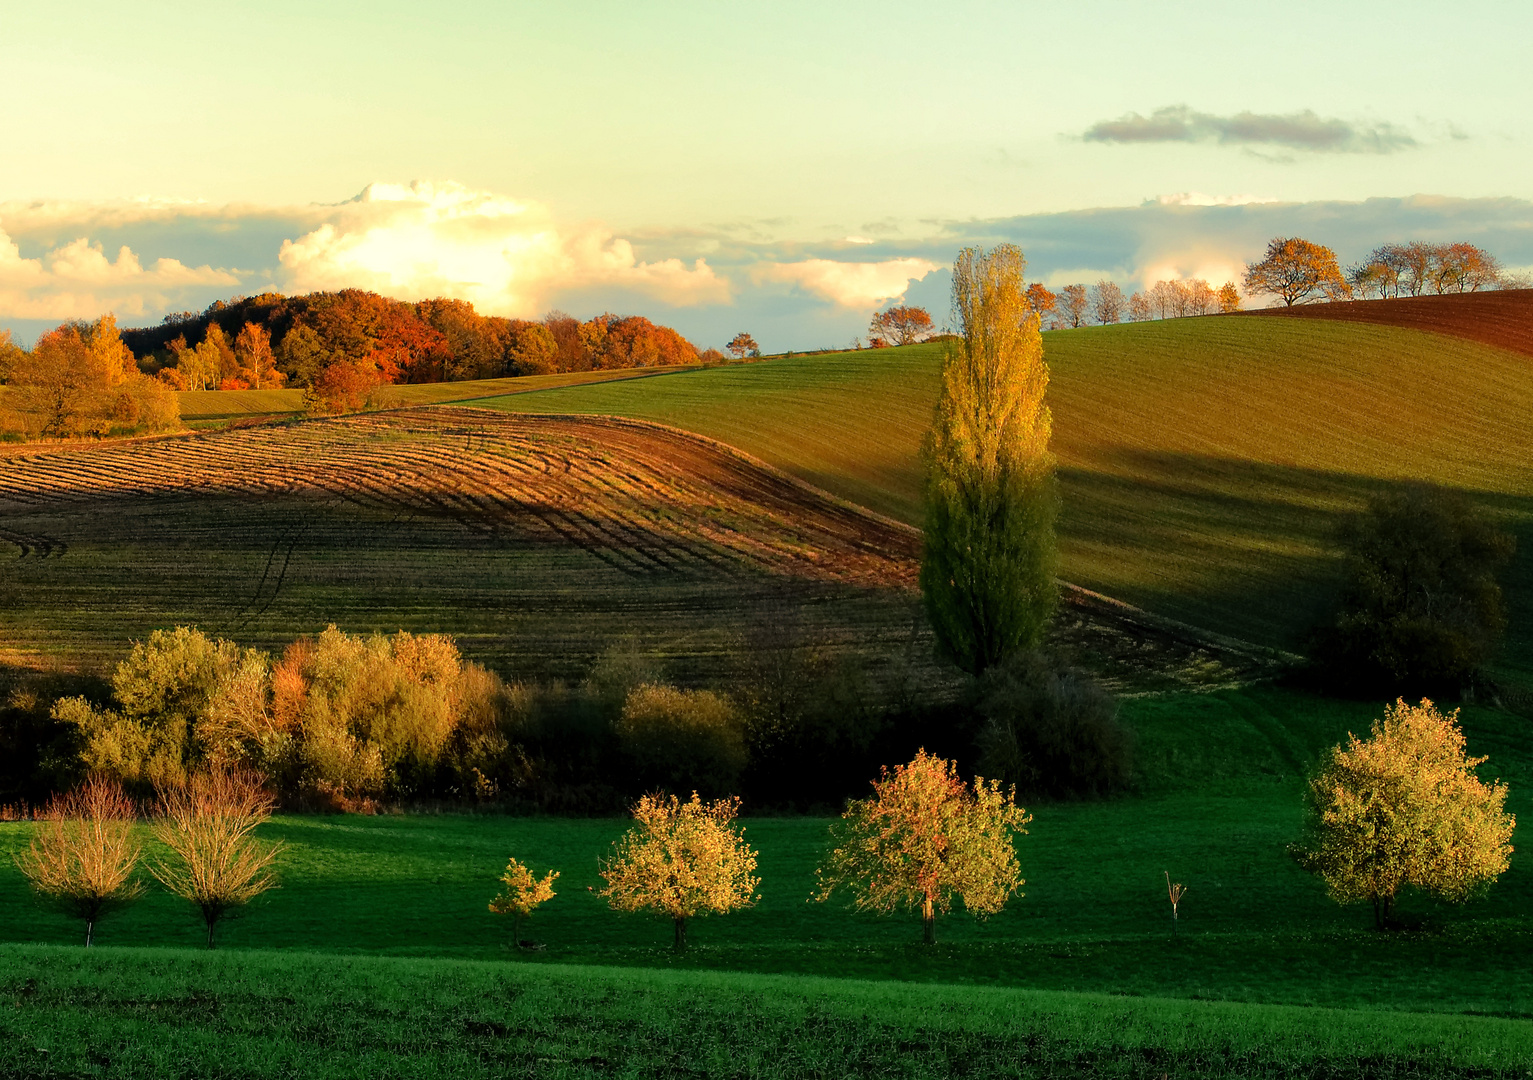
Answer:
[1083,105,1417,154]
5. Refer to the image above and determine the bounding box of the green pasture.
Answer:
[471,318,1533,679]
[175,365,699,421]
[4,946,1528,1079]
[4,686,1529,1015]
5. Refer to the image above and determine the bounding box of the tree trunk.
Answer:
[514,914,523,948]
[85,918,94,949]
[674,917,687,950]
[922,896,936,945]
[206,914,218,950]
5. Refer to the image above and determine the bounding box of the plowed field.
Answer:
[1241,288,1533,357]
[0,408,1269,691]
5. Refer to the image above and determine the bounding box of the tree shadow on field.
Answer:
[1058,450,1533,680]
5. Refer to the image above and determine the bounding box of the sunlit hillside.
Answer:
[473,316,1533,677]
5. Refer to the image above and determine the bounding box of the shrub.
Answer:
[13,777,145,946]
[52,627,264,791]
[1312,485,1515,697]
[616,684,746,798]
[271,627,462,799]
[973,652,1132,800]
[1294,698,1514,929]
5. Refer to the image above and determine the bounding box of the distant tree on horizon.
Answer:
[1056,284,1089,328]
[1243,237,1352,306]
[1089,281,1126,324]
[1217,282,1242,312]
[726,332,759,360]
[1024,282,1056,319]
[868,305,935,346]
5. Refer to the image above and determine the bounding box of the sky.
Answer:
[3,0,1532,349]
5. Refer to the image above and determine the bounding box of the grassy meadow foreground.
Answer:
[4,686,1533,1076]
[5,947,1528,1080]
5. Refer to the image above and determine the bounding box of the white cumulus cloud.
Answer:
[752,257,939,308]
[278,181,729,317]
[0,227,238,321]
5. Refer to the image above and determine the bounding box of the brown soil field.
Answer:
[0,408,1273,693]
[1240,288,1533,357]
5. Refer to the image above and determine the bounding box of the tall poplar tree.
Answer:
[920,244,1058,675]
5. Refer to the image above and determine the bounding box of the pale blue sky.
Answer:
[3,1,1531,347]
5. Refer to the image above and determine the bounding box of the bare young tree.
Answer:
[1089,281,1126,325]
[1186,279,1218,315]
[1056,284,1089,328]
[13,777,145,947]
[152,769,282,948]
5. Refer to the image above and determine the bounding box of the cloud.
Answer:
[0,226,238,321]
[752,257,940,307]
[277,181,728,317]
[1083,106,1417,154]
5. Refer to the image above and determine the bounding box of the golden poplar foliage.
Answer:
[599,792,759,948]
[151,769,282,948]
[921,244,1058,673]
[489,857,559,944]
[13,777,145,946]
[814,749,1031,944]
[1296,699,1514,928]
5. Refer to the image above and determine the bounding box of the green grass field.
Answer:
[471,317,1533,679]
[3,686,1531,1075]
[3,687,1529,1008]
[5,946,1529,1079]
[175,365,700,421]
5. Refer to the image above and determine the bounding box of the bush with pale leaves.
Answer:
[599,792,758,949]
[814,749,1031,944]
[1295,698,1514,928]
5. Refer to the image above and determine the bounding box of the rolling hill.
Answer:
[471,306,1533,678]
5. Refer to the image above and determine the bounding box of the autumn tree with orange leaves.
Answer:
[814,750,1030,944]
[868,305,935,346]
[726,332,759,360]
[1243,237,1352,306]
[1295,699,1513,929]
